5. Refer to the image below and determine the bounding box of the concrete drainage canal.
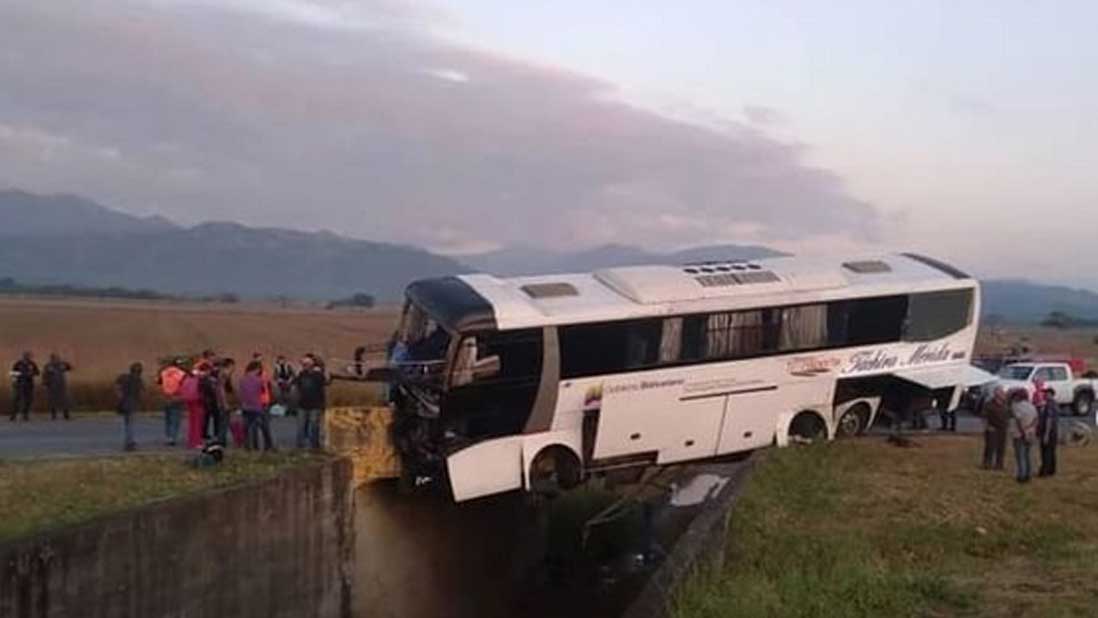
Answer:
[351,460,748,618]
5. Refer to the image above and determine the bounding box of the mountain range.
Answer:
[3,189,1098,322]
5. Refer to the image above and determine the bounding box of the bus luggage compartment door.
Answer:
[716,386,781,454]
[446,436,525,502]
[657,395,729,464]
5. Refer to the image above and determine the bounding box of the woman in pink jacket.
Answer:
[181,362,209,449]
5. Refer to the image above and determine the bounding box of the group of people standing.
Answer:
[8,349,331,453]
[982,380,1060,483]
[8,351,75,421]
[157,351,331,453]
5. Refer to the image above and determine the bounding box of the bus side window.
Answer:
[682,316,707,361]
[903,289,974,342]
[624,319,662,369]
[847,296,907,345]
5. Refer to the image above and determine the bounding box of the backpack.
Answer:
[161,367,185,398]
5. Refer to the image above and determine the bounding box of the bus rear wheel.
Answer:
[529,446,583,497]
[836,403,871,438]
[788,412,828,444]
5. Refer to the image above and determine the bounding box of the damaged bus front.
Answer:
[378,277,550,502]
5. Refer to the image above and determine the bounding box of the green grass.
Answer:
[673,436,1098,618]
[0,451,322,543]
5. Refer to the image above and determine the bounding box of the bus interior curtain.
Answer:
[731,310,763,356]
[780,305,828,350]
[660,317,683,363]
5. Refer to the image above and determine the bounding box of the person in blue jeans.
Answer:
[239,361,275,451]
[1008,388,1039,484]
[293,354,331,449]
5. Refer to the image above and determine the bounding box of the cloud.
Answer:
[422,68,469,83]
[0,1,879,252]
[742,105,787,127]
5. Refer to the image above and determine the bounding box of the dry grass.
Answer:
[0,297,397,411]
[674,436,1098,618]
[977,324,1098,369]
[0,451,322,544]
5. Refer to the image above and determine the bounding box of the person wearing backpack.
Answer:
[158,358,187,446]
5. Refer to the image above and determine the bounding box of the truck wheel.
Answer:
[1073,391,1094,417]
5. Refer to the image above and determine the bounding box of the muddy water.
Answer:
[352,481,545,618]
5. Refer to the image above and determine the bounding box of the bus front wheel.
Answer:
[788,412,828,444]
[529,446,583,497]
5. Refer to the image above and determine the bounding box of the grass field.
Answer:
[0,297,398,412]
[673,436,1098,618]
[977,324,1098,369]
[0,451,321,543]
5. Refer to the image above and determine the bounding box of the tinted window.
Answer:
[904,289,973,342]
[829,296,908,346]
[560,321,629,378]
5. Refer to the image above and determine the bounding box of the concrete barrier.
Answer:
[622,457,759,618]
[0,458,356,618]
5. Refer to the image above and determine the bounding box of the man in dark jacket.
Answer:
[294,354,331,449]
[1037,386,1060,477]
[10,351,39,422]
[43,353,73,421]
[115,363,145,451]
[982,387,1009,470]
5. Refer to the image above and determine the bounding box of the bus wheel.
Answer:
[788,412,828,444]
[529,446,583,497]
[836,403,871,438]
[1073,391,1094,417]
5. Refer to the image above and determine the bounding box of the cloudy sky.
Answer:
[1,1,1095,287]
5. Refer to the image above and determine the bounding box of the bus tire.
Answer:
[788,411,828,444]
[529,446,583,496]
[1073,391,1094,417]
[836,403,871,438]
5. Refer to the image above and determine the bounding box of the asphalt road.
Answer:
[4,409,1093,460]
[0,413,301,459]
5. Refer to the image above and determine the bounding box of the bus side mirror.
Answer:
[473,355,501,379]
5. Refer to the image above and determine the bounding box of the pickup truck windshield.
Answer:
[998,365,1034,381]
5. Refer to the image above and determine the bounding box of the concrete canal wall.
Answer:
[0,458,355,618]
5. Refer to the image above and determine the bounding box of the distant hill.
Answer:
[0,190,468,300]
[459,243,787,276]
[0,189,176,237]
[980,279,1098,324]
[6,189,1098,316]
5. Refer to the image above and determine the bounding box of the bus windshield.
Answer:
[393,301,452,365]
[998,365,1034,381]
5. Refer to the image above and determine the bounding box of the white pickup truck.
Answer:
[992,362,1098,416]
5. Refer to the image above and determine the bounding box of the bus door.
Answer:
[716,385,782,453]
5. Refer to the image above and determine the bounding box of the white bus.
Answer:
[380,253,981,502]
